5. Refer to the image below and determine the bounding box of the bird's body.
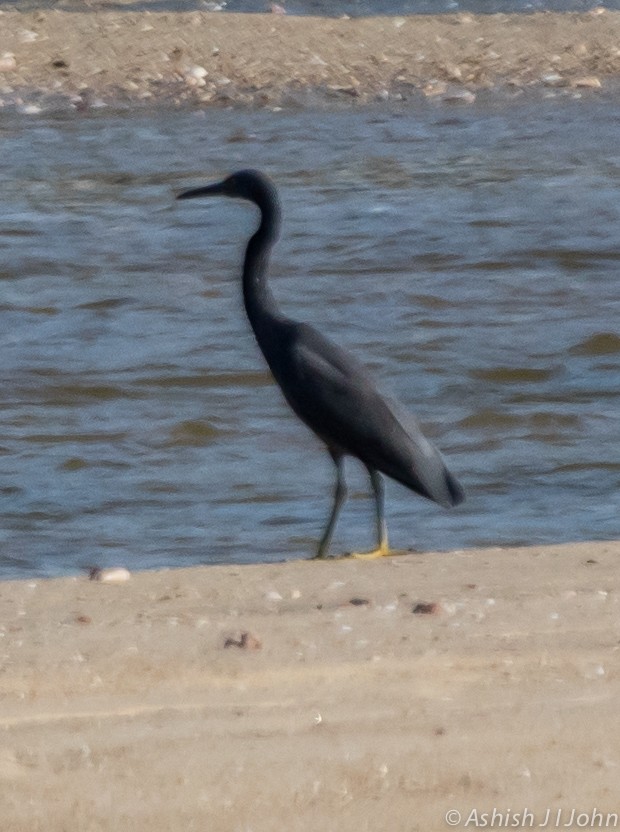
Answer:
[263,319,461,507]
[178,169,464,558]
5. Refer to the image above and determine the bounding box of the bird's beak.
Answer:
[177,181,227,201]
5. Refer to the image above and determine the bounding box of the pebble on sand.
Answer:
[571,76,602,88]
[89,567,132,583]
[0,53,17,72]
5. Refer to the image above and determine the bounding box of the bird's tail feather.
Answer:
[444,468,465,507]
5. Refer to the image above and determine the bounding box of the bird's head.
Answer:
[177,169,276,207]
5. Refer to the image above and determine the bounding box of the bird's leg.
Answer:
[350,468,393,559]
[370,468,389,553]
[313,452,347,559]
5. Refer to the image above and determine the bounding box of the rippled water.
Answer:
[1,98,618,577]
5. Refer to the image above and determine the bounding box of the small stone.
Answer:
[441,88,476,104]
[224,631,262,650]
[413,601,440,615]
[185,75,206,88]
[541,72,564,87]
[184,65,208,87]
[18,29,38,43]
[17,102,42,115]
[89,567,131,583]
[571,76,601,89]
[422,79,447,97]
[327,84,359,97]
[0,53,17,72]
[186,65,208,79]
[444,63,462,81]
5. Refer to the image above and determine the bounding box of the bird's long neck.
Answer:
[242,197,284,343]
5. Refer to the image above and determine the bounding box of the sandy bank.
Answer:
[0,10,619,108]
[1,540,619,830]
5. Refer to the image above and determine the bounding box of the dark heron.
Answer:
[177,169,464,559]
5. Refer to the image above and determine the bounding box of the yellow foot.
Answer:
[312,547,411,561]
[349,545,409,560]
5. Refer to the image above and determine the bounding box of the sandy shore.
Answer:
[2,540,619,830]
[0,10,619,108]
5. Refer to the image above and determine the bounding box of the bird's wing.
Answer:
[280,323,463,507]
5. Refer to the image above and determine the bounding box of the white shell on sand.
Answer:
[89,567,131,583]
